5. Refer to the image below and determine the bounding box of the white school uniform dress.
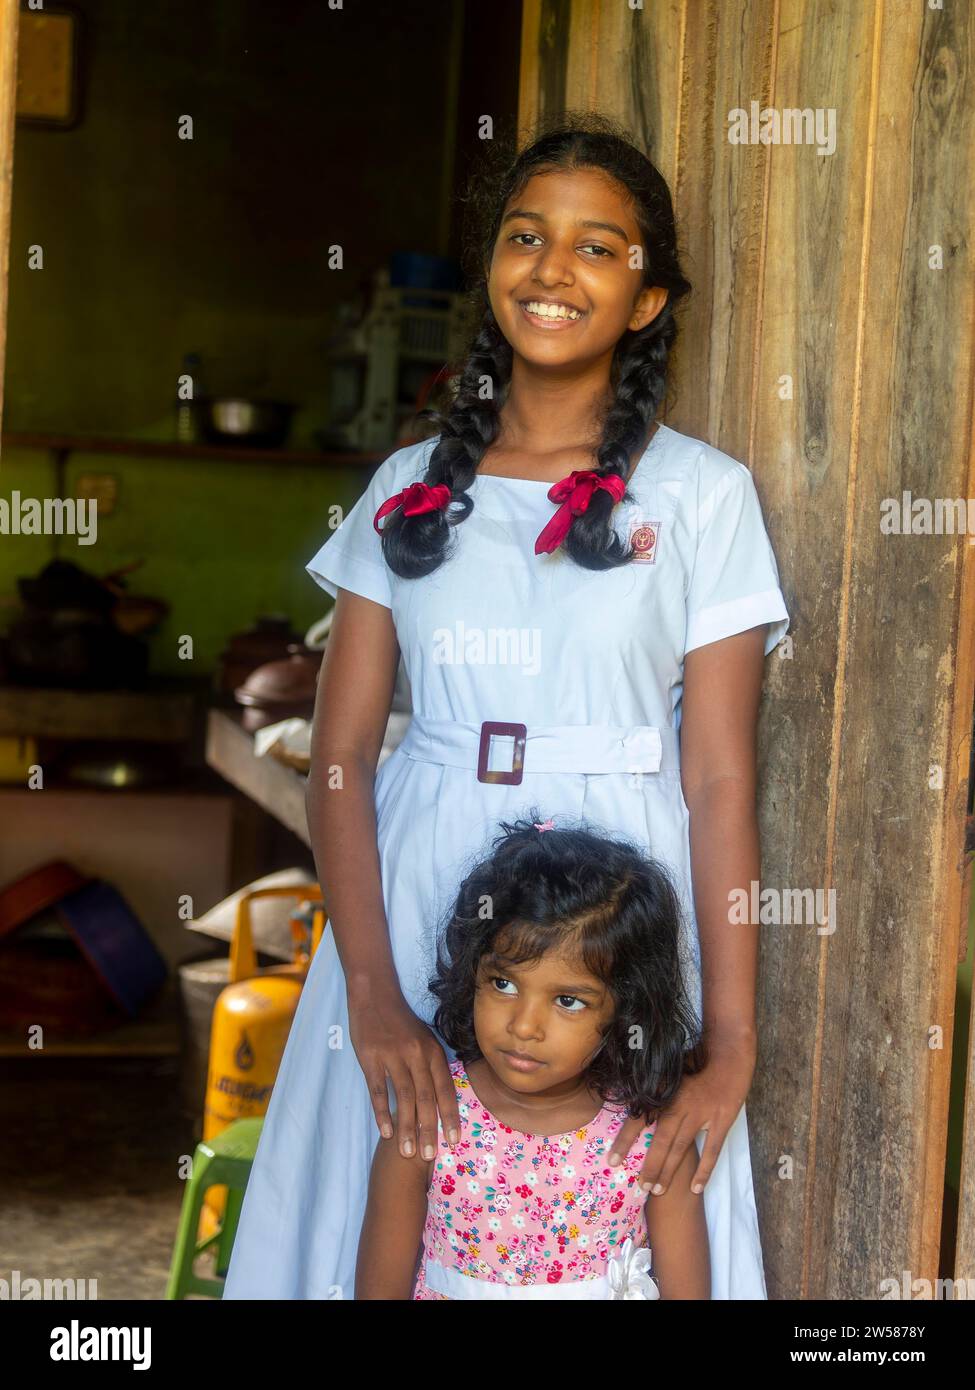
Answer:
[222,422,790,1301]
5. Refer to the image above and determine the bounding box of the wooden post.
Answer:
[0,0,18,435]
[519,0,975,1299]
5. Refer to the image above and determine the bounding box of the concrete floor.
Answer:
[0,1055,208,1300]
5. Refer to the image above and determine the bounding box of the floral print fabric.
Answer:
[412,1058,656,1299]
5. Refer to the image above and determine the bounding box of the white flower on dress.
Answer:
[562,1165,576,1179]
[467,1180,481,1195]
[606,1239,661,1300]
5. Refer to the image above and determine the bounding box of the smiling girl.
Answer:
[223,112,790,1302]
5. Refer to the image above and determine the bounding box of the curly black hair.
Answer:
[428,811,707,1122]
[379,109,692,580]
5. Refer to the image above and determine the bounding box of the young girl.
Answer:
[355,815,711,1300]
[224,111,789,1301]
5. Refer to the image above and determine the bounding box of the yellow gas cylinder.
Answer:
[0,736,38,783]
[199,885,325,1236]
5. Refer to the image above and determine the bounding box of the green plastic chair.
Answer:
[166,1117,264,1299]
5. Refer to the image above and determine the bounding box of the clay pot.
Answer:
[233,644,322,732]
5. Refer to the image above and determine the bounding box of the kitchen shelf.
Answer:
[205,706,411,848]
[0,679,205,742]
[0,769,233,796]
[1,431,393,468]
[206,707,311,847]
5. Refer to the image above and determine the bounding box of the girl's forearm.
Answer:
[305,748,401,1005]
[685,777,761,1044]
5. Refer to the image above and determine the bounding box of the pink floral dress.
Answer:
[412,1059,659,1300]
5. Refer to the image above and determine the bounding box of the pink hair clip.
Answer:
[533,818,556,832]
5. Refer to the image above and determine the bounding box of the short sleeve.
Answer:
[304,441,431,608]
[683,454,790,658]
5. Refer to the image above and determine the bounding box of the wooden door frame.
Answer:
[0,0,17,432]
[518,0,975,1299]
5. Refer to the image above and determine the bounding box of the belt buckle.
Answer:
[477,721,527,785]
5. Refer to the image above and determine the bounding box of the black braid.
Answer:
[378,311,510,579]
[565,297,681,570]
[379,110,691,579]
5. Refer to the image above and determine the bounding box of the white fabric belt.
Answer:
[422,1258,613,1300]
[397,713,680,778]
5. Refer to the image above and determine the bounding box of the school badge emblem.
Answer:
[629,519,660,563]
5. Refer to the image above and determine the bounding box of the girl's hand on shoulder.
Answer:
[607,1030,757,1195]
[347,979,462,1161]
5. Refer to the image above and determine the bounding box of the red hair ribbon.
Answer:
[533,470,627,556]
[373,481,452,534]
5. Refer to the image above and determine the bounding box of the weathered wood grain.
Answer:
[519,0,975,1300]
[0,0,19,436]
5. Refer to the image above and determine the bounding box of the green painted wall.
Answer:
[0,444,369,670]
[0,0,456,672]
